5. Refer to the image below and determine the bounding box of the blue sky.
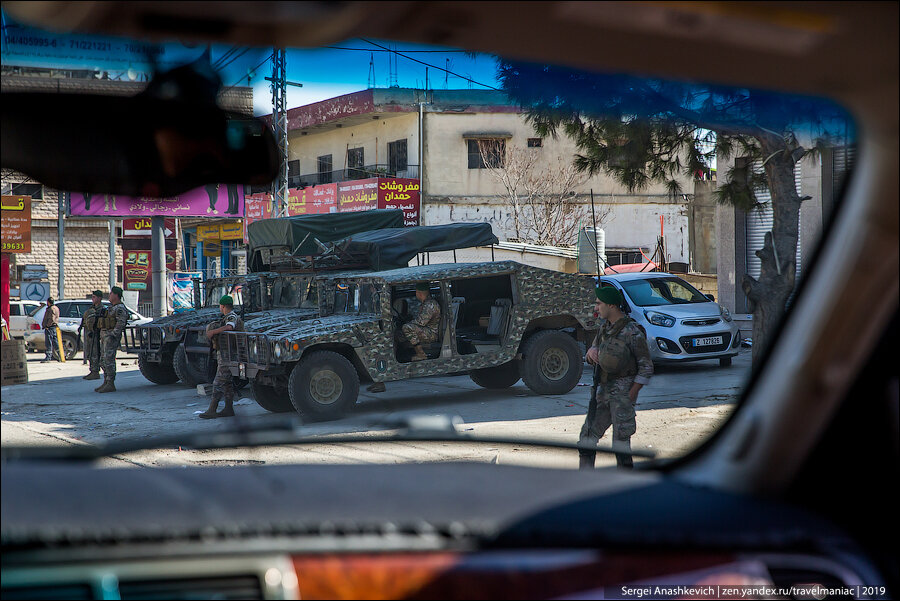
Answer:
[1,11,502,116]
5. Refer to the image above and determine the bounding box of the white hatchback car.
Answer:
[598,272,741,366]
[6,300,42,340]
[25,300,152,360]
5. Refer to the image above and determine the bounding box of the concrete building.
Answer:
[279,88,710,267]
[1,68,252,308]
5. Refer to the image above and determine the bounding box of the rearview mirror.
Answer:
[1,62,278,197]
[705,294,716,301]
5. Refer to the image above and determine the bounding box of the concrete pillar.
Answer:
[151,216,166,318]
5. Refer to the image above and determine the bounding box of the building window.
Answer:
[4,182,43,199]
[287,159,300,187]
[317,154,333,184]
[388,139,408,174]
[467,139,506,169]
[527,138,543,148]
[347,147,365,179]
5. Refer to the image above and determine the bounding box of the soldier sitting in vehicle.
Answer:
[399,283,441,361]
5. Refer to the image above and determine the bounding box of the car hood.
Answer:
[142,307,221,328]
[253,312,380,339]
[633,301,722,319]
[241,308,319,332]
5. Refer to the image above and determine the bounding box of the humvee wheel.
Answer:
[469,360,521,389]
[173,344,205,387]
[288,351,359,421]
[251,380,293,413]
[519,330,582,395]
[137,354,179,385]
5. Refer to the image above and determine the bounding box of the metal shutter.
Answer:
[745,160,802,281]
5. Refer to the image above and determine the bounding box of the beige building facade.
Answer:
[283,88,701,266]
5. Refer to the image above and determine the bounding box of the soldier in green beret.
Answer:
[401,282,441,361]
[199,294,244,418]
[579,285,653,469]
[96,286,129,393]
[78,290,105,379]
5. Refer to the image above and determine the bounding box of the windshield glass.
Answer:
[271,276,316,308]
[620,277,710,307]
[0,12,857,472]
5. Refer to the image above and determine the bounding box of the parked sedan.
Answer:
[598,272,741,366]
[25,300,152,360]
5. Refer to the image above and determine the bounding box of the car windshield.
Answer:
[620,277,710,307]
[272,277,316,309]
[333,282,377,314]
[0,11,857,472]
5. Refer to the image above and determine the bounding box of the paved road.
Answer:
[1,349,751,469]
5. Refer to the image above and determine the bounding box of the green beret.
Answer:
[110,286,123,297]
[219,295,234,306]
[92,290,104,298]
[596,286,623,305]
[415,282,430,292]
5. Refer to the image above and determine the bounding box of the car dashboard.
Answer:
[1,462,886,599]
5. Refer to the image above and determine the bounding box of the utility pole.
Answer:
[265,49,302,218]
[151,216,166,318]
[57,191,65,298]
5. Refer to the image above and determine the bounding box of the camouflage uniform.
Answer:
[98,302,129,390]
[401,297,441,345]
[80,304,103,376]
[203,310,244,417]
[579,317,653,467]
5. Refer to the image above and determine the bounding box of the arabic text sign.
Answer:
[123,218,176,238]
[338,179,379,213]
[69,184,245,218]
[1,195,32,253]
[287,183,338,216]
[377,178,420,226]
[243,194,273,244]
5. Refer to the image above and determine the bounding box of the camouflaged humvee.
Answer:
[127,272,320,387]
[219,261,600,421]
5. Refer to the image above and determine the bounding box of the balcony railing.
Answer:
[289,164,420,188]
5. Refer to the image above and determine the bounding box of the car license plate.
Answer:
[693,336,723,347]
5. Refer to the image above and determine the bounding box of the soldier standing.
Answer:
[400,282,441,362]
[579,286,653,470]
[96,286,129,393]
[199,295,244,419]
[78,290,104,380]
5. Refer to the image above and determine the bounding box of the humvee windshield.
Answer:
[333,282,378,314]
[272,276,317,309]
[204,280,243,308]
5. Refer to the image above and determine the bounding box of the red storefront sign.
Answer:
[376,178,420,226]
[243,193,273,244]
[287,183,337,216]
[123,249,176,291]
[123,218,176,238]
[338,178,378,213]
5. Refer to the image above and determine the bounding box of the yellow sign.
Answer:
[197,224,220,242]
[220,222,244,240]
[203,241,221,257]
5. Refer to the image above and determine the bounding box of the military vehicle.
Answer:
[126,209,405,387]
[219,260,600,421]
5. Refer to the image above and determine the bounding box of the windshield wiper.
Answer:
[1,414,655,463]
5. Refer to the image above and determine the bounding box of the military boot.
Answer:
[216,397,235,418]
[578,451,596,470]
[94,377,108,392]
[412,345,427,361]
[614,438,634,469]
[83,371,101,380]
[198,398,220,419]
[98,378,116,393]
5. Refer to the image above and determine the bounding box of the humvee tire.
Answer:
[288,350,360,421]
[519,330,582,395]
[469,360,521,389]
[250,380,293,413]
[173,344,205,387]
[138,354,179,385]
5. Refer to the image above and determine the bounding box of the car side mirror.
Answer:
[705,294,715,301]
